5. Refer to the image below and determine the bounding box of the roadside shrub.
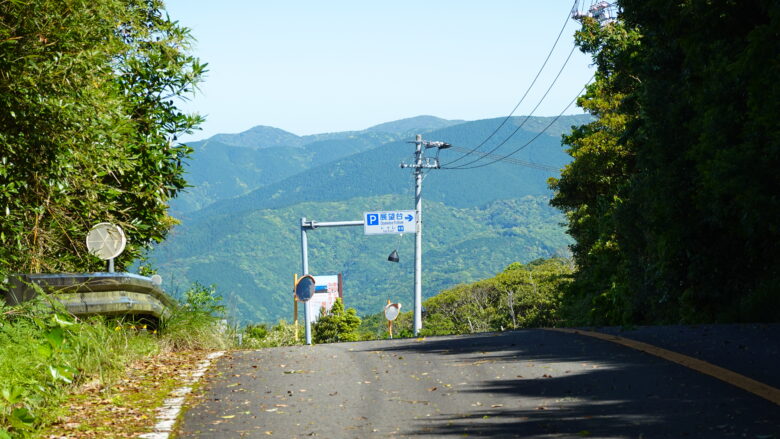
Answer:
[241,321,302,348]
[312,299,361,343]
[159,282,231,351]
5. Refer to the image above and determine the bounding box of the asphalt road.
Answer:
[178,326,780,438]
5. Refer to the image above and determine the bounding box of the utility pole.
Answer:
[401,135,450,336]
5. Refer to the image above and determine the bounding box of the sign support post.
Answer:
[300,218,363,345]
[300,218,312,345]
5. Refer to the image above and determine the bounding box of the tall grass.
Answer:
[0,282,231,438]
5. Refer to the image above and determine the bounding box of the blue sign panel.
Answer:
[364,210,416,235]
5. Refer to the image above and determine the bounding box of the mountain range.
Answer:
[146,114,590,323]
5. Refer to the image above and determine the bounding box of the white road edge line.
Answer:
[138,351,226,439]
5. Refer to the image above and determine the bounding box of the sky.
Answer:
[164,1,595,140]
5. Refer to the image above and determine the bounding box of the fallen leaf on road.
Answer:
[221,415,235,419]
[491,404,503,408]
[427,387,437,392]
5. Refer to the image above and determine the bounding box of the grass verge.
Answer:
[0,283,231,438]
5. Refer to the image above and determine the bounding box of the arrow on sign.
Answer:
[405,214,414,222]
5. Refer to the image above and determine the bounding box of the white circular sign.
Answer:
[384,303,401,321]
[86,223,127,260]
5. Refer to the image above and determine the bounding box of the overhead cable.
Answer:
[446,145,560,172]
[444,0,579,166]
[442,43,579,168]
[442,76,593,171]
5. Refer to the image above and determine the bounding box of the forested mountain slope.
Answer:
[172,116,465,214]
[147,114,590,323]
[150,195,570,323]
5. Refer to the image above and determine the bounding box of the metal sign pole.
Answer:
[300,217,312,345]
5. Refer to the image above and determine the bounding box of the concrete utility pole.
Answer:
[401,135,451,336]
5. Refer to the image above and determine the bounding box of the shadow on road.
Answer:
[360,330,780,438]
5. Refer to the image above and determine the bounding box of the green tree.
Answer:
[617,0,780,322]
[0,0,204,279]
[551,1,780,324]
[548,17,642,325]
[312,298,361,343]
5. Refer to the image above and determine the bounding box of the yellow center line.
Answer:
[545,327,780,406]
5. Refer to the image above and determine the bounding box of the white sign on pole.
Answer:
[309,275,341,323]
[364,210,416,235]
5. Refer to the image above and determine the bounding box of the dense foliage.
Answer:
[0,0,204,278]
[550,1,780,324]
[548,16,642,325]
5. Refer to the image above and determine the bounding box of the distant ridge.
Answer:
[366,115,464,135]
[209,125,303,149]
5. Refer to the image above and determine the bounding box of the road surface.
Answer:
[177,325,779,438]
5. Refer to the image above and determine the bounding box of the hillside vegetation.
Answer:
[549,0,780,324]
[151,194,571,323]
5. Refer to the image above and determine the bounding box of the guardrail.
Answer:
[3,273,175,321]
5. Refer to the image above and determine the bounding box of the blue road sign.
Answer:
[364,210,416,235]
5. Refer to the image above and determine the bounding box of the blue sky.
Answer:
[165,1,595,140]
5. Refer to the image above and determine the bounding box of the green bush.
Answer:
[312,299,361,344]
[160,282,231,351]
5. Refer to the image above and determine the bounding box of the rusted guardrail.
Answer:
[3,273,175,320]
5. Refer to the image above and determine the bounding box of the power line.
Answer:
[445,145,560,172]
[442,77,593,171]
[443,43,579,169]
[444,0,579,167]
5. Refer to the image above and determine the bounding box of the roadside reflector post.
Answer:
[293,273,299,340]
